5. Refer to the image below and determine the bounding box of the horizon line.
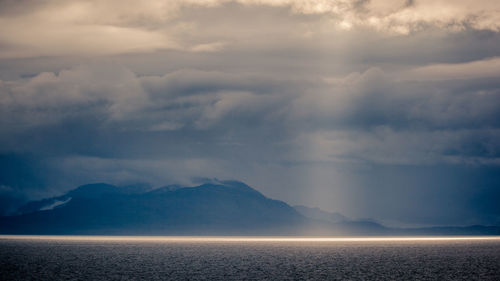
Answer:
[1,235,500,242]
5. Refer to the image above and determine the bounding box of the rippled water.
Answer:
[1,236,499,280]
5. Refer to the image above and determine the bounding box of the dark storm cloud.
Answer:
[1,62,499,173]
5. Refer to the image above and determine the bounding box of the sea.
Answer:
[1,236,499,280]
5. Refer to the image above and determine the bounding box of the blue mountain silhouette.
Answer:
[1,181,499,235]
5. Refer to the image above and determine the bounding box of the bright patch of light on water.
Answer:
[1,235,499,242]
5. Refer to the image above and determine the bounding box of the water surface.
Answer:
[1,236,499,280]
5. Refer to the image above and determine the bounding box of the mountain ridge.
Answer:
[1,181,309,235]
[2,181,499,236]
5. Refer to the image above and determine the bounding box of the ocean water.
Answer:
[1,237,499,280]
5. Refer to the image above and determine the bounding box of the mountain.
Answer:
[294,205,500,235]
[294,205,390,235]
[15,183,152,215]
[293,205,347,223]
[394,225,500,236]
[0,181,309,235]
[1,180,499,235]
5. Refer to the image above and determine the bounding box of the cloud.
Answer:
[296,66,500,130]
[1,62,499,167]
[0,64,149,133]
[296,127,500,165]
[401,57,500,81]
[190,42,226,52]
[0,0,178,58]
[1,0,499,58]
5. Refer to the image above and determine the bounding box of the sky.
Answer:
[0,0,500,227]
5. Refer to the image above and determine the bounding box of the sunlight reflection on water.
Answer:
[1,235,500,242]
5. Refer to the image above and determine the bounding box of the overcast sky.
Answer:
[1,0,500,227]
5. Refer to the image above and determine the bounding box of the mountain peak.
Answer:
[148,180,264,198]
[200,180,264,196]
[67,183,119,199]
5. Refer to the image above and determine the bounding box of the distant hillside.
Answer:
[293,205,347,223]
[1,180,499,235]
[294,205,389,235]
[0,181,308,235]
[293,205,500,235]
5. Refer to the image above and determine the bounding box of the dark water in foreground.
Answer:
[1,237,500,280]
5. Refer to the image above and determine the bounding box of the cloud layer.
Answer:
[1,0,500,57]
[3,62,499,164]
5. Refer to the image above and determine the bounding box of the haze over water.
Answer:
[1,236,500,280]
